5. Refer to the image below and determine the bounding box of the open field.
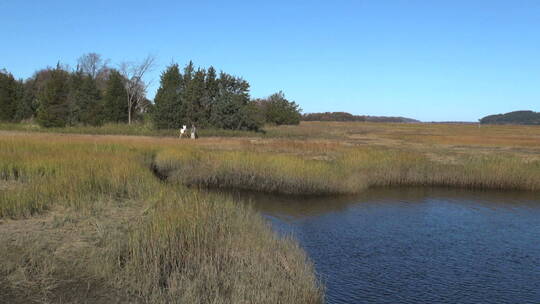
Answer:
[4,121,540,149]
[1,121,539,303]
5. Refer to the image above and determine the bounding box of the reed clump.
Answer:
[103,191,322,303]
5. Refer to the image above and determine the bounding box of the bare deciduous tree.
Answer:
[119,55,155,124]
[137,96,152,114]
[77,53,108,79]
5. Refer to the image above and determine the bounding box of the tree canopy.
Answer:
[255,91,301,125]
[153,62,266,131]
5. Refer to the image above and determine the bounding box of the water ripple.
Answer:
[253,188,540,304]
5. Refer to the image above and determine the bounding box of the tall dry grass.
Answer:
[103,192,321,303]
[155,145,540,195]
[0,133,323,303]
[0,135,158,218]
[155,148,358,195]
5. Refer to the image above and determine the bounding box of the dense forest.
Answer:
[480,111,540,125]
[0,53,301,131]
[302,112,419,123]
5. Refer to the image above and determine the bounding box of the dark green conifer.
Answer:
[153,64,183,129]
[190,68,208,126]
[14,79,37,121]
[78,75,103,125]
[209,72,261,130]
[36,65,70,127]
[0,70,19,121]
[67,71,84,125]
[260,91,301,125]
[103,70,128,123]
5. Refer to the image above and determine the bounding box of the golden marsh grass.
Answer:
[0,132,322,303]
[1,121,539,303]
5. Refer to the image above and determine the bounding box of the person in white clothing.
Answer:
[190,124,197,139]
[179,125,187,139]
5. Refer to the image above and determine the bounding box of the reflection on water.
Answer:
[221,187,540,304]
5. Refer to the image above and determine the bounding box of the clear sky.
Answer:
[1,0,539,121]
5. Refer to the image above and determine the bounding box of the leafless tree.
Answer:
[137,96,152,114]
[119,55,156,124]
[77,53,108,79]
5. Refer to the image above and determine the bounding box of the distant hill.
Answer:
[480,110,540,125]
[302,112,419,123]
[425,121,476,124]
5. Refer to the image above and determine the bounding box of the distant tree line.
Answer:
[0,53,150,127]
[480,110,540,125]
[302,112,418,123]
[0,54,301,131]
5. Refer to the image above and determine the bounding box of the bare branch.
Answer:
[77,53,108,79]
[119,55,156,124]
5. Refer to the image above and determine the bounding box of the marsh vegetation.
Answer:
[1,121,539,303]
[0,132,322,303]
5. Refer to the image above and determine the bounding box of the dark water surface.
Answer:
[231,188,540,304]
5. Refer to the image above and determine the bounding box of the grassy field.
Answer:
[1,121,539,303]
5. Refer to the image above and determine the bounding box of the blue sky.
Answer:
[1,0,539,121]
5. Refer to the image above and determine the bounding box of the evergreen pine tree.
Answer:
[0,70,19,121]
[153,64,183,129]
[204,66,219,123]
[67,71,84,125]
[36,65,70,127]
[15,79,38,121]
[183,61,194,83]
[209,72,261,130]
[260,91,301,125]
[67,69,103,125]
[103,70,128,123]
[180,61,195,125]
[79,75,103,125]
[190,68,207,126]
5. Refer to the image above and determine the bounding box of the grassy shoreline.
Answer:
[155,145,540,195]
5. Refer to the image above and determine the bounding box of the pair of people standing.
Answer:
[179,125,197,139]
